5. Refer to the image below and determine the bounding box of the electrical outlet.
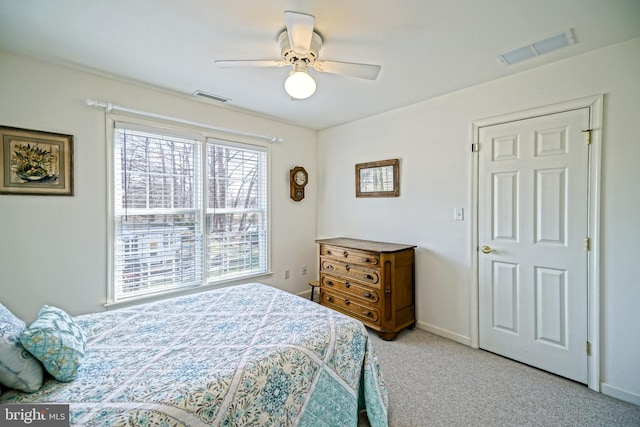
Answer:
[302,265,307,275]
[284,269,290,279]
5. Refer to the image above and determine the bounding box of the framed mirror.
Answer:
[355,158,399,197]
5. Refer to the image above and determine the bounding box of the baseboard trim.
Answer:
[601,383,640,406]
[416,321,471,346]
[298,290,312,299]
[302,301,473,347]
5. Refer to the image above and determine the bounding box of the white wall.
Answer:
[318,38,640,404]
[0,52,318,321]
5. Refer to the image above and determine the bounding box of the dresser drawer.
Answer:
[320,258,380,286]
[321,290,380,325]
[320,274,380,303]
[320,244,380,267]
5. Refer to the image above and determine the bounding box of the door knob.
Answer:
[481,245,496,254]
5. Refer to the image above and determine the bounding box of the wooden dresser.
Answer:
[315,237,416,340]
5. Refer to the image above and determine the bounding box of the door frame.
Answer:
[469,95,603,391]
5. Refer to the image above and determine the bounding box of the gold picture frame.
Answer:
[0,126,74,196]
[355,158,399,197]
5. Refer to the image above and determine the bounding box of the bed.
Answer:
[0,283,388,426]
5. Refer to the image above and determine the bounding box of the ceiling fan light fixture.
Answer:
[215,11,381,99]
[284,63,316,99]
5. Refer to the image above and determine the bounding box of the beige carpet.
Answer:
[359,328,640,427]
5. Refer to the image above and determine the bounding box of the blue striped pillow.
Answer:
[20,306,86,382]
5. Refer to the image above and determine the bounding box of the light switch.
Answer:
[454,208,464,221]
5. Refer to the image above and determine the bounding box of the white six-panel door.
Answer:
[478,107,590,383]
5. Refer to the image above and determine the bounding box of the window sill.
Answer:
[105,271,274,310]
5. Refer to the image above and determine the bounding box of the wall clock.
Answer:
[289,166,308,201]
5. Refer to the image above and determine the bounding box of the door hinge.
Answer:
[584,237,590,251]
[582,129,593,145]
[586,341,591,356]
[472,142,479,152]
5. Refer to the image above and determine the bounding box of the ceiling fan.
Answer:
[214,11,381,100]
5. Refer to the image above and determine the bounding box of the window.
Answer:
[111,122,268,301]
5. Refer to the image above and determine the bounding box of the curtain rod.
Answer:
[85,98,283,143]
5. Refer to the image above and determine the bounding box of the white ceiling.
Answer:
[1,1,639,130]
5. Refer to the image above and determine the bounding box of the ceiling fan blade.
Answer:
[215,59,286,68]
[284,11,315,54]
[314,60,381,80]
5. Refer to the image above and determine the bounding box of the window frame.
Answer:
[105,114,272,306]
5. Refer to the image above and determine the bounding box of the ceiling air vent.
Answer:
[498,29,575,66]
[193,90,230,103]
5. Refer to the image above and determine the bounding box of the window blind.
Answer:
[206,141,268,280]
[112,123,268,301]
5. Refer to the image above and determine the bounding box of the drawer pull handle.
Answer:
[363,310,373,318]
[345,264,350,271]
[327,296,334,303]
[363,258,370,263]
[345,282,351,288]
[363,292,372,298]
[343,251,348,257]
[364,274,373,280]
[326,280,334,286]
[345,299,351,305]
[326,250,332,255]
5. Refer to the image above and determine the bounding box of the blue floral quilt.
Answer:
[0,283,388,426]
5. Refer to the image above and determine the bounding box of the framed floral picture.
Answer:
[0,126,74,196]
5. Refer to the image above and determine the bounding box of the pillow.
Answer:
[20,305,86,382]
[0,303,44,392]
